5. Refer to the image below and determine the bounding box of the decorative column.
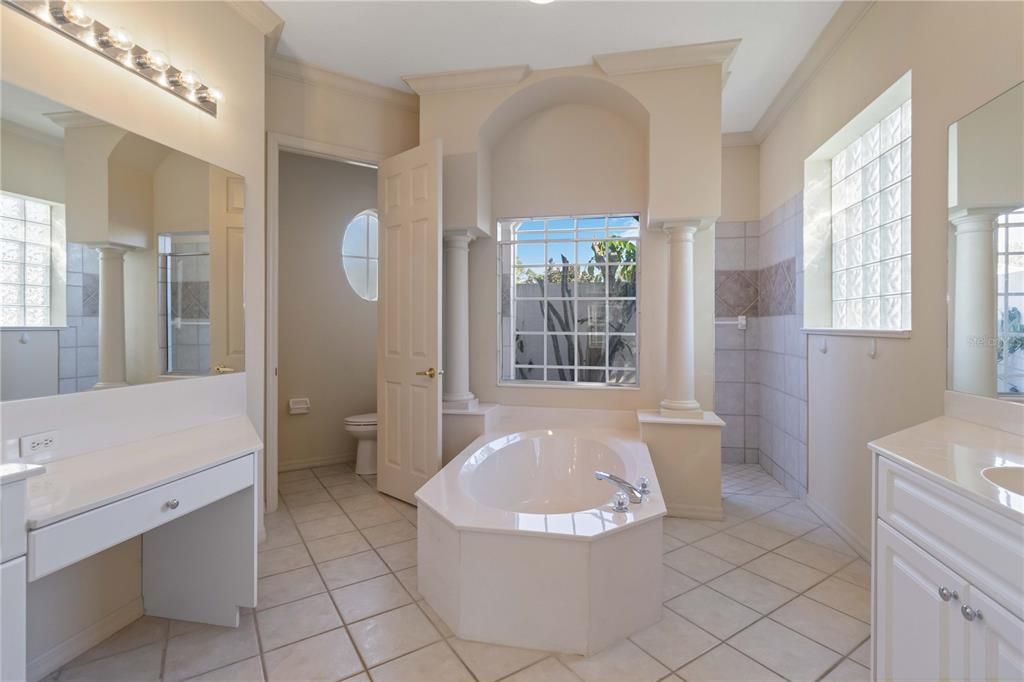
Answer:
[443,230,478,410]
[950,210,999,397]
[660,221,704,417]
[94,245,128,389]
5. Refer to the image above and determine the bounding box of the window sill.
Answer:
[801,327,911,339]
[1,326,67,332]
[496,380,641,391]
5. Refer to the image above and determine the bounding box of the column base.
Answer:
[92,381,128,390]
[443,394,479,411]
[659,399,703,419]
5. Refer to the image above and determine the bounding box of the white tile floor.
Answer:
[50,463,871,681]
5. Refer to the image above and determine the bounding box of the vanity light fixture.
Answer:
[4,0,222,117]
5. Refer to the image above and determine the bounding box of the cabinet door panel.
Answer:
[876,521,969,681]
[968,587,1024,681]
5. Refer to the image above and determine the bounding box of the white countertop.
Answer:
[0,462,46,485]
[26,416,261,529]
[869,416,1024,523]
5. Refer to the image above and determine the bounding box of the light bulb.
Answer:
[136,50,170,72]
[62,2,93,27]
[179,70,202,91]
[51,1,92,26]
[108,27,134,50]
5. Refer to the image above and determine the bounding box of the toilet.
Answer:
[344,413,378,475]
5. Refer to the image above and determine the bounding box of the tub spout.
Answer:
[594,471,644,504]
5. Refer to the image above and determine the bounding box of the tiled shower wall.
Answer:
[58,243,99,393]
[754,193,809,497]
[714,221,760,465]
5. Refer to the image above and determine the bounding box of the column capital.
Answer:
[948,207,1009,234]
[443,229,476,248]
[656,217,717,237]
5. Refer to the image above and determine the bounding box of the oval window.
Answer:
[341,210,378,301]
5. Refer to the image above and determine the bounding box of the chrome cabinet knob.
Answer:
[166,499,180,510]
[611,491,630,513]
[961,604,982,622]
[938,586,959,602]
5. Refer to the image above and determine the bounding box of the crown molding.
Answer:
[402,65,531,96]
[594,39,740,83]
[269,56,419,113]
[752,1,876,142]
[0,119,64,147]
[44,111,109,129]
[226,1,283,37]
[722,131,757,147]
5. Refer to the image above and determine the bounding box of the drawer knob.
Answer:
[961,605,982,622]
[938,586,959,602]
[166,499,180,510]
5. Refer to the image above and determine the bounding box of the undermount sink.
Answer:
[982,466,1024,496]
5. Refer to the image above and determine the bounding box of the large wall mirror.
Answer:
[0,82,245,401]
[947,81,1023,400]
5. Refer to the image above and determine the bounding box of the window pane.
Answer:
[577,266,606,298]
[1,239,24,262]
[576,301,606,334]
[25,243,49,266]
[514,268,545,299]
[515,242,545,265]
[515,300,544,332]
[367,215,378,258]
[25,201,50,224]
[546,300,574,333]
[546,367,575,382]
[547,333,575,367]
[342,215,368,257]
[343,256,368,299]
[609,335,637,368]
[546,241,574,265]
[0,283,22,305]
[578,369,606,383]
[514,333,544,367]
[25,265,48,286]
[577,334,606,367]
[609,300,637,333]
[25,222,50,245]
[366,260,379,301]
[545,266,575,298]
[1,218,24,241]
[0,195,24,219]
[609,264,637,298]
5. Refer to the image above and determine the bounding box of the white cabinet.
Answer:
[1,557,27,682]
[875,521,969,681]
[873,454,1024,682]
[968,587,1024,681]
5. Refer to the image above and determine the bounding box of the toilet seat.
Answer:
[344,412,377,426]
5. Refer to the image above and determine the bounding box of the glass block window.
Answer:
[498,214,639,386]
[830,99,912,330]
[997,208,1024,395]
[0,192,56,327]
[342,210,378,302]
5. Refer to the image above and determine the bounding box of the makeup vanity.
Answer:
[0,416,260,682]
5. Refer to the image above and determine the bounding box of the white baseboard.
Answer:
[665,502,725,521]
[805,495,871,560]
[278,452,353,473]
[28,597,143,682]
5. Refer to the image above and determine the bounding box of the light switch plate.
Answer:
[20,430,58,460]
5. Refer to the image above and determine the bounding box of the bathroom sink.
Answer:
[982,466,1024,496]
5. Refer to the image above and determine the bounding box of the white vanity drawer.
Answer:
[27,454,254,581]
[876,456,1024,620]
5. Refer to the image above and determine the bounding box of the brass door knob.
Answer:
[416,368,437,378]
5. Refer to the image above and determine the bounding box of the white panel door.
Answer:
[209,167,246,373]
[875,521,969,681]
[377,140,443,504]
[968,586,1024,681]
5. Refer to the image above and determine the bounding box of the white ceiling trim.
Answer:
[403,65,531,96]
[270,56,419,113]
[751,0,876,142]
[593,39,740,82]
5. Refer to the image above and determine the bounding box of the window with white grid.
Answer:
[0,192,57,327]
[830,99,912,330]
[498,214,639,386]
[997,208,1024,395]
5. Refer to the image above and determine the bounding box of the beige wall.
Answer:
[2,2,267,674]
[0,126,64,203]
[721,144,760,222]
[267,57,419,158]
[278,153,378,469]
[419,63,722,412]
[757,1,1024,548]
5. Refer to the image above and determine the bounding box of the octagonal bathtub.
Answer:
[415,429,665,655]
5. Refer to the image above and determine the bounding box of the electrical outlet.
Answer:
[20,430,58,459]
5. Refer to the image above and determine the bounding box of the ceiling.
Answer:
[1,82,73,140]
[268,1,841,133]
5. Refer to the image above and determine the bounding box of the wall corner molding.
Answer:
[43,111,108,130]
[269,56,419,113]
[402,65,531,95]
[593,39,740,81]
[752,1,877,143]
[226,1,283,37]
